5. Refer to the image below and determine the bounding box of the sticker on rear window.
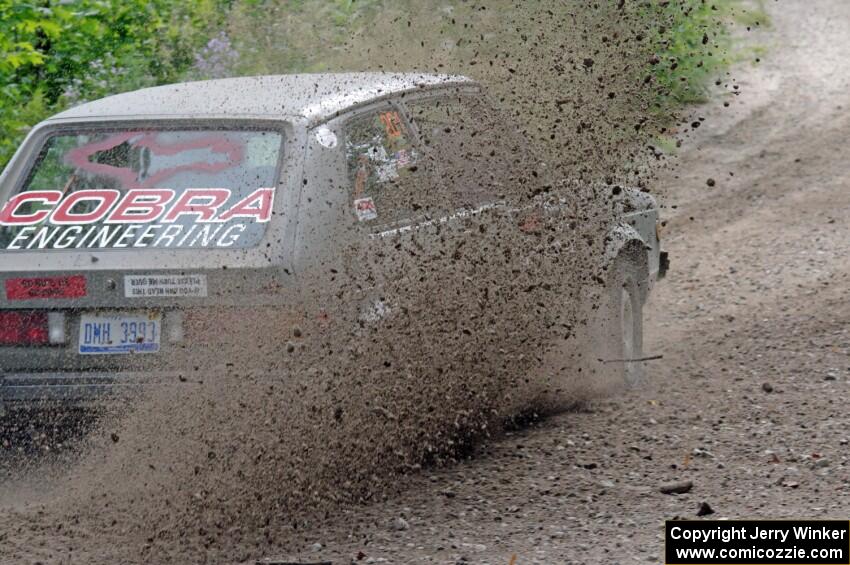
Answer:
[5,275,87,300]
[0,187,276,252]
[0,129,283,252]
[124,274,207,298]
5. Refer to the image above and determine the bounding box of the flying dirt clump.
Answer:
[0,99,616,565]
[0,1,729,564]
[229,0,728,184]
[0,203,617,564]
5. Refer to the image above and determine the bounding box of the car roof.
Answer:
[48,73,477,127]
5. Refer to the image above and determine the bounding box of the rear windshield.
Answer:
[0,128,283,252]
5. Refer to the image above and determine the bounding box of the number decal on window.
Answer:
[379,111,405,139]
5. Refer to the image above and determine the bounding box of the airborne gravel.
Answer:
[1,1,847,564]
[254,1,850,563]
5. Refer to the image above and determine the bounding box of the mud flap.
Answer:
[658,251,670,280]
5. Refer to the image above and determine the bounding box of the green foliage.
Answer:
[1,0,743,171]
[226,0,385,75]
[228,0,737,111]
[0,0,226,168]
[646,0,734,107]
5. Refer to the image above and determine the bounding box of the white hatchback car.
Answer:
[0,73,666,409]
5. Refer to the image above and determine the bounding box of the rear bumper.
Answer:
[0,371,180,409]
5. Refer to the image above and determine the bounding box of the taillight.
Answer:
[0,311,49,345]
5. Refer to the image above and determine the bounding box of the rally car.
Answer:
[0,73,665,410]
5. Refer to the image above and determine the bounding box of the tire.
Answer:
[602,248,646,387]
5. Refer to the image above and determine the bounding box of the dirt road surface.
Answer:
[263,2,850,563]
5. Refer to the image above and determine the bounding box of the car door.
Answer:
[400,92,542,305]
[324,102,447,328]
[399,93,593,398]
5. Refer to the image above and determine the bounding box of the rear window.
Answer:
[0,128,283,252]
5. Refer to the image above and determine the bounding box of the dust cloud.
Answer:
[0,1,725,563]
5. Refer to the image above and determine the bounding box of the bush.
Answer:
[646,0,734,108]
[0,0,226,168]
[1,0,742,171]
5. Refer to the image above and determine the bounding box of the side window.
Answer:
[344,108,427,226]
[407,96,536,209]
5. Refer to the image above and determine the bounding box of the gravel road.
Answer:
[263,2,850,563]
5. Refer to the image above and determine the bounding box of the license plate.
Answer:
[79,312,161,355]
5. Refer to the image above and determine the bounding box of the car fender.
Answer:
[603,223,648,268]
